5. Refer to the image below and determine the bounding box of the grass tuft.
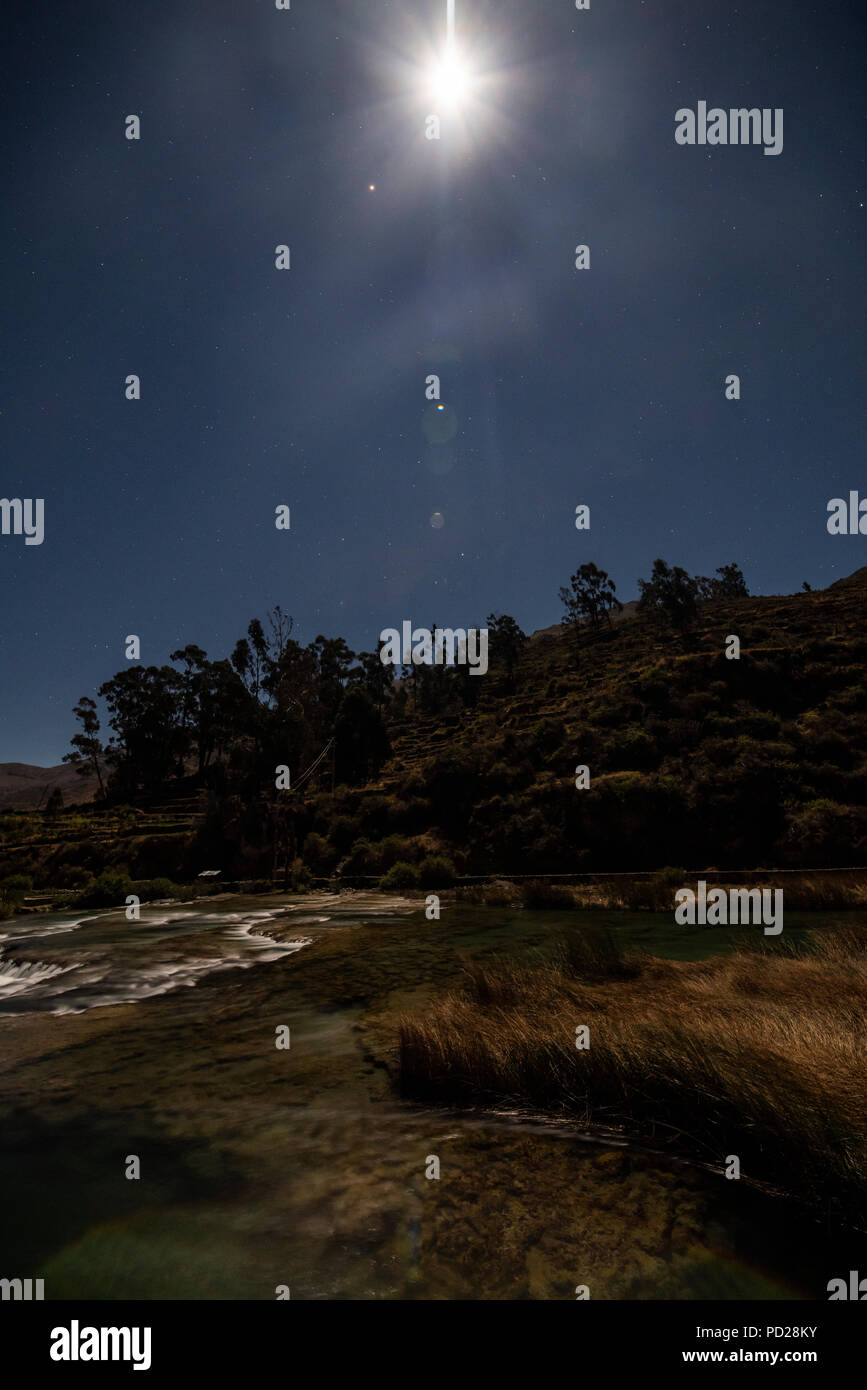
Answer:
[398,926,867,1224]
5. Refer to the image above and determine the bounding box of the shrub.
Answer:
[330,815,362,854]
[303,831,337,875]
[379,861,420,891]
[528,718,567,760]
[521,879,575,909]
[141,877,179,901]
[606,727,659,771]
[418,855,457,888]
[289,858,314,891]
[376,835,418,870]
[238,878,274,895]
[614,867,689,911]
[74,869,133,908]
[62,867,94,890]
[342,837,377,874]
[0,873,34,920]
[1,873,34,896]
[358,796,393,839]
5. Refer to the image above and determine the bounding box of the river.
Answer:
[0,892,861,1299]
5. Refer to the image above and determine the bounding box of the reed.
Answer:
[398,924,867,1223]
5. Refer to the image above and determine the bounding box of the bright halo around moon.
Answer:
[428,43,476,110]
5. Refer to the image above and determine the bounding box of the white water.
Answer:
[0,957,77,996]
[0,902,315,1015]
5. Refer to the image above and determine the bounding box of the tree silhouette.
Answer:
[638,559,698,631]
[695,562,749,600]
[62,696,106,799]
[559,563,622,659]
[486,612,527,690]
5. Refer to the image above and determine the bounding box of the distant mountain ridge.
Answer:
[0,761,99,810]
[528,599,640,643]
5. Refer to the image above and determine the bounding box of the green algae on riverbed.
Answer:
[0,893,863,1299]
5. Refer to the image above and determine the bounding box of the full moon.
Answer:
[428,44,475,109]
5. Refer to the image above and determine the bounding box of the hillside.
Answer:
[2,568,866,889]
[0,761,99,811]
[318,568,867,876]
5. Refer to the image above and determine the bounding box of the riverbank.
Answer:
[1,894,864,1297]
[399,922,867,1229]
[454,868,867,912]
[8,864,867,923]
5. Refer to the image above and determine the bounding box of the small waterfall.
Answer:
[0,952,73,999]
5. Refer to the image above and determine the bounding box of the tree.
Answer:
[236,607,298,708]
[230,610,302,766]
[0,873,33,917]
[44,787,64,818]
[269,637,319,733]
[486,612,527,689]
[202,659,249,771]
[309,635,356,725]
[713,562,749,598]
[170,643,209,768]
[417,620,453,714]
[170,646,247,776]
[97,665,185,791]
[333,689,390,785]
[453,652,479,709]
[246,618,270,701]
[638,559,698,631]
[63,696,106,799]
[268,605,294,664]
[230,636,254,692]
[352,642,395,714]
[559,563,622,658]
[696,563,749,600]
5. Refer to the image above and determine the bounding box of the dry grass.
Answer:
[398,925,867,1224]
[611,872,867,912]
[457,872,867,912]
[456,880,522,906]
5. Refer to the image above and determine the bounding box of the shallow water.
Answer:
[0,901,312,1013]
[0,893,862,1299]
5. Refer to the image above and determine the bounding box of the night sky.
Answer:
[2,0,865,765]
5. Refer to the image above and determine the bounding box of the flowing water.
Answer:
[0,893,862,1299]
